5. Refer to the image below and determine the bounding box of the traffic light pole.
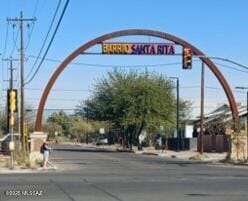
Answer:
[9,58,14,169]
[8,57,14,169]
[176,78,180,151]
[170,77,180,151]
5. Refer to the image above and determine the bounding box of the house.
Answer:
[191,104,247,152]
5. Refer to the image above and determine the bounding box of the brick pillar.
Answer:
[29,132,47,167]
[230,132,247,161]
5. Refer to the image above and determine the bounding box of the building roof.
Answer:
[193,104,247,125]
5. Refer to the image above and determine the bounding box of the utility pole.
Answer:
[170,77,180,151]
[176,78,180,151]
[7,12,36,152]
[2,57,18,89]
[3,57,18,169]
[200,62,205,154]
[86,108,89,144]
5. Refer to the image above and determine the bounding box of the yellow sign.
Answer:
[102,43,175,55]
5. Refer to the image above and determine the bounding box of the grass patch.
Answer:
[35,158,43,167]
[14,150,30,168]
[189,153,208,161]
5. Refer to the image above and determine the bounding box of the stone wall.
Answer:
[230,131,248,161]
[29,132,47,167]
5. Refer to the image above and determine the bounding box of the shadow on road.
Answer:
[54,147,117,153]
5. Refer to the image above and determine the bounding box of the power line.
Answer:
[26,54,248,74]
[26,0,48,50]
[25,0,62,80]
[32,0,40,16]
[1,22,10,92]
[2,22,10,59]
[10,24,20,57]
[24,22,36,50]
[195,55,248,70]
[27,97,82,102]
[35,108,75,111]
[25,0,70,85]
[26,54,188,68]
[23,85,237,92]
[215,62,248,74]
[24,87,92,92]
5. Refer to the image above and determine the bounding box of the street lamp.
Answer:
[235,86,248,160]
[169,77,180,151]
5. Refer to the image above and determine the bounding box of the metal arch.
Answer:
[35,29,239,131]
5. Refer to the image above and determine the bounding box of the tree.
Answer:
[43,122,63,139]
[70,120,93,142]
[0,111,8,135]
[47,111,73,136]
[205,114,227,135]
[75,70,191,149]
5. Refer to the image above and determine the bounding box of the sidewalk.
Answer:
[78,143,226,161]
[0,167,56,174]
[136,148,227,162]
[0,154,56,174]
[79,143,248,166]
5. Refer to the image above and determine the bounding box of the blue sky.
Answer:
[0,0,248,118]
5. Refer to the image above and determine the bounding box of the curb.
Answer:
[116,148,134,153]
[218,161,248,167]
[0,167,57,174]
[140,152,159,156]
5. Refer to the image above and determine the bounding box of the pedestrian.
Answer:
[41,140,56,169]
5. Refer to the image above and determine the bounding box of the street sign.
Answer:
[99,128,105,134]
[102,43,175,55]
[9,141,15,151]
[139,129,147,143]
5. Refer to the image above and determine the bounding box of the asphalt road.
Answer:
[1,144,248,201]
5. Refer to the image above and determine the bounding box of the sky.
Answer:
[0,0,248,119]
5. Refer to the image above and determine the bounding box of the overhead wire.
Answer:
[24,87,92,92]
[25,54,248,74]
[2,22,10,59]
[214,62,248,74]
[24,0,40,50]
[10,24,19,57]
[24,0,62,81]
[26,54,190,68]
[1,22,10,95]
[25,0,70,85]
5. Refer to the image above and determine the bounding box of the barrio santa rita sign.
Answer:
[102,42,175,55]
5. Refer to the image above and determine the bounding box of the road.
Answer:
[0,144,248,201]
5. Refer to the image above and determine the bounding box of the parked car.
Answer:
[96,137,108,146]
[0,133,20,153]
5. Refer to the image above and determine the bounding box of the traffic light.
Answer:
[183,48,192,69]
[8,89,18,113]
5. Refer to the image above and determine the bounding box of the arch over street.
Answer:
[35,29,239,131]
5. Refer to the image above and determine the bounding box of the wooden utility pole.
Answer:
[7,12,36,151]
[2,57,19,90]
[3,57,18,169]
[200,62,205,154]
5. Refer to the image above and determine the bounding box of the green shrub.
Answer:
[35,158,43,167]
[14,150,30,168]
